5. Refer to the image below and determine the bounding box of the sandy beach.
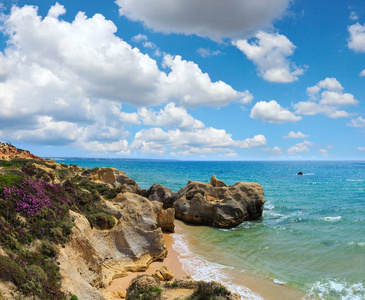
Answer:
[109,221,306,299]
[108,232,188,298]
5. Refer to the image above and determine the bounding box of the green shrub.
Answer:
[88,212,115,230]
[38,240,59,258]
[71,295,79,300]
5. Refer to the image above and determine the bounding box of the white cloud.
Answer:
[347,117,365,128]
[264,146,283,155]
[318,149,329,156]
[132,33,148,43]
[287,141,314,155]
[81,140,130,154]
[360,69,365,76]
[0,4,248,153]
[358,147,365,151]
[350,11,359,21]
[294,78,358,118]
[250,100,302,124]
[138,103,204,130]
[197,48,221,58]
[283,131,309,139]
[175,147,237,157]
[161,55,249,107]
[47,2,66,18]
[131,128,266,154]
[348,23,365,52]
[240,90,254,105]
[233,32,304,83]
[115,0,291,41]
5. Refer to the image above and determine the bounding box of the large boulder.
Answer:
[147,184,175,209]
[90,167,141,194]
[172,176,265,228]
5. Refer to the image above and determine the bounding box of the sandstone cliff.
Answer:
[0,142,43,161]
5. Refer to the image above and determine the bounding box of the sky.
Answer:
[0,0,364,160]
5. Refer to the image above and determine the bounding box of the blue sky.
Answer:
[0,0,364,160]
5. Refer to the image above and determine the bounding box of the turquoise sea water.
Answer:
[57,159,365,299]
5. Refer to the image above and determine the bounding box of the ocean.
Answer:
[56,159,365,299]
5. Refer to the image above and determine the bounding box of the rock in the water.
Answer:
[147,184,175,209]
[90,167,141,194]
[210,174,227,187]
[297,172,303,175]
[157,208,175,233]
[152,266,174,281]
[172,179,265,228]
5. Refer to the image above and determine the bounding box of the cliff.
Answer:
[0,142,43,161]
[0,145,265,299]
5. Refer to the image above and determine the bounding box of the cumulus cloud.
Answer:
[233,32,304,83]
[294,78,358,118]
[348,23,365,52]
[318,149,329,156]
[283,131,309,139]
[358,147,365,151]
[115,0,291,41]
[350,11,359,21]
[250,100,302,124]
[264,146,283,155]
[131,127,266,155]
[360,69,365,76]
[0,3,249,154]
[138,103,204,130]
[197,48,221,58]
[347,117,365,128]
[161,55,250,107]
[287,141,314,154]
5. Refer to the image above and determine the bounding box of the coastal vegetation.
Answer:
[0,143,263,299]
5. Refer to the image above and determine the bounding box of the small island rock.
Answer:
[172,176,265,228]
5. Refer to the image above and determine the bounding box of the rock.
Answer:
[59,193,167,299]
[126,275,160,295]
[152,266,174,281]
[90,167,142,194]
[210,174,227,187]
[157,208,175,233]
[147,184,175,209]
[297,172,303,175]
[0,142,43,161]
[172,179,266,228]
[126,275,240,300]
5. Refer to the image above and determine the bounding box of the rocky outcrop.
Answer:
[172,175,265,228]
[59,192,168,299]
[147,184,175,209]
[126,274,240,300]
[210,174,227,187]
[157,208,175,233]
[0,142,43,161]
[90,167,141,194]
[152,266,174,281]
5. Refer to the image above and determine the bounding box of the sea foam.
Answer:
[172,232,263,300]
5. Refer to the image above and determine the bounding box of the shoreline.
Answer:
[109,220,307,300]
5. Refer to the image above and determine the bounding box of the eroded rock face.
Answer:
[147,184,175,209]
[157,208,175,233]
[172,176,265,228]
[90,167,141,194]
[59,192,168,299]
